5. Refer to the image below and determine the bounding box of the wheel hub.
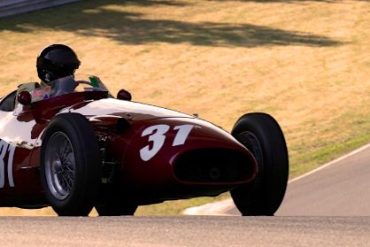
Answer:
[44,132,76,200]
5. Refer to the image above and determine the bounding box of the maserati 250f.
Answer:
[0,75,289,216]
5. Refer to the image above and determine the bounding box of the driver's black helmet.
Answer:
[36,44,80,83]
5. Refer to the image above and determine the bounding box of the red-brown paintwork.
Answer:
[0,90,257,208]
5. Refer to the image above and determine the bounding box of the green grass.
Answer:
[0,0,370,216]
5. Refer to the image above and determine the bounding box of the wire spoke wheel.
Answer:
[44,132,76,200]
[41,113,100,216]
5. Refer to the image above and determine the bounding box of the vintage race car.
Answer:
[0,75,289,216]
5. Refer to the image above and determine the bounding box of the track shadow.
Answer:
[0,0,342,47]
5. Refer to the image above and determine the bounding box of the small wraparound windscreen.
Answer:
[23,74,111,103]
[51,74,110,97]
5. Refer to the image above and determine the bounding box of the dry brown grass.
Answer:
[1,0,370,215]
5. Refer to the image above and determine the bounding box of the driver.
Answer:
[18,44,81,101]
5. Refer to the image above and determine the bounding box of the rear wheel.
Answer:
[41,113,100,216]
[230,113,289,216]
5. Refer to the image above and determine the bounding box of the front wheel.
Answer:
[40,113,101,216]
[230,113,289,216]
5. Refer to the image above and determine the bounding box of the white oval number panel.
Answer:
[140,124,194,161]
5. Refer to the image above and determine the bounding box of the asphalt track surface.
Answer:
[277,144,370,216]
[0,216,369,247]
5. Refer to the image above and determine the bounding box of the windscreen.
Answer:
[51,75,109,96]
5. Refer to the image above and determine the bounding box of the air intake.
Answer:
[173,148,254,183]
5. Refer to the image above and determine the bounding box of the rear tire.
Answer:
[230,113,289,216]
[40,113,100,216]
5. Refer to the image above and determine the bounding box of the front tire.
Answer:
[230,113,289,216]
[40,113,101,216]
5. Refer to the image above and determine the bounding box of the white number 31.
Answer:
[140,124,194,161]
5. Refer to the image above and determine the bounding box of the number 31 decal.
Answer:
[140,124,194,161]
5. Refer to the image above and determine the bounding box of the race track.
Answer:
[221,144,370,216]
[277,144,370,216]
[0,216,369,247]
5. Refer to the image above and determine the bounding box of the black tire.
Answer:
[95,195,137,216]
[40,113,101,216]
[230,113,289,216]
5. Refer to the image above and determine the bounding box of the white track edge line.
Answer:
[288,142,370,183]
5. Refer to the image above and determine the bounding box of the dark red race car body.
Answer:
[0,89,258,209]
